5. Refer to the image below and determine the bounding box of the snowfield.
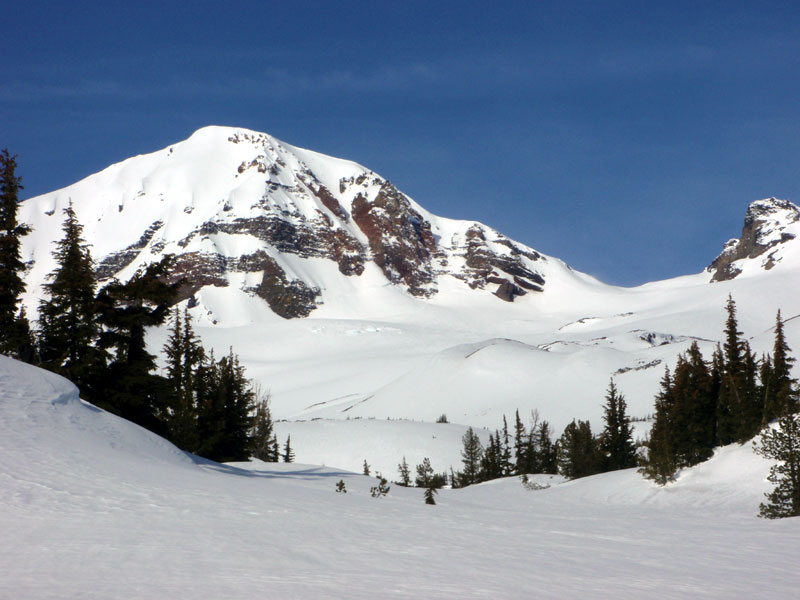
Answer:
[2,355,800,599]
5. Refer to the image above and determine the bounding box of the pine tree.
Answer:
[536,420,558,474]
[670,343,715,466]
[250,389,275,461]
[557,419,600,480]
[513,409,527,475]
[480,431,503,481]
[196,350,256,463]
[370,473,390,498]
[717,295,746,445]
[162,308,204,452]
[459,426,484,486]
[736,341,762,443]
[764,311,798,423]
[599,379,637,471]
[38,200,101,392]
[282,435,295,463]
[362,459,371,476]
[501,415,513,476]
[640,367,678,484]
[0,149,32,358]
[415,457,435,488]
[397,456,411,487]
[93,257,178,432]
[755,413,800,518]
[415,457,438,504]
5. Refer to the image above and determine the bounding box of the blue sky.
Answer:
[3,1,799,285]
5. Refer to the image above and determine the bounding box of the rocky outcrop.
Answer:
[456,225,545,301]
[707,198,799,282]
[252,254,320,319]
[95,221,164,281]
[351,180,440,297]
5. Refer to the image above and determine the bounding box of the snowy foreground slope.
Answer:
[2,356,800,599]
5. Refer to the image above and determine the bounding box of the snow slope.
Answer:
[2,355,799,599]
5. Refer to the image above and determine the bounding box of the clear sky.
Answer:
[3,1,799,285]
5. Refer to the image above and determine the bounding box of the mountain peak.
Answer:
[707,197,799,282]
[20,127,556,321]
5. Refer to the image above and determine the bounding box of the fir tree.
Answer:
[717,295,746,445]
[38,200,101,391]
[0,149,32,358]
[536,420,558,474]
[480,431,503,481]
[557,419,600,480]
[196,350,256,463]
[501,415,513,476]
[513,409,527,475]
[764,311,798,423]
[599,379,637,471]
[362,459,370,476]
[370,473,390,498]
[459,426,484,486]
[282,435,295,463]
[640,367,678,484]
[250,389,275,461]
[423,485,437,505]
[670,343,716,466]
[755,413,800,518]
[415,457,435,488]
[93,257,178,431]
[397,456,411,486]
[736,341,762,443]
[162,308,204,451]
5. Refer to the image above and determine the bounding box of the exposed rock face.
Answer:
[455,225,545,301]
[351,180,440,297]
[707,198,799,282]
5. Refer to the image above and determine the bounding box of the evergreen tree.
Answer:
[370,473,390,498]
[536,420,558,474]
[670,343,716,466]
[162,307,204,451]
[415,457,435,488]
[282,435,295,463]
[501,415,513,476]
[557,419,600,480]
[764,311,798,423]
[640,367,678,484]
[362,459,370,476]
[416,457,439,504]
[250,390,275,461]
[480,431,503,481]
[716,295,746,445]
[93,257,178,431]
[196,350,256,463]
[736,341,762,443]
[513,409,527,475]
[0,149,32,358]
[755,413,800,518]
[599,379,637,471]
[38,200,101,392]
[459,426,484,486]
[397,456,411,487]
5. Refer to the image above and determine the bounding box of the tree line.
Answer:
[0,150,291,464]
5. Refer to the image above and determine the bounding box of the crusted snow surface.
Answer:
[2,355,799,599]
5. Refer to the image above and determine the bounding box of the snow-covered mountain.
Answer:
[17,126,800,475]
[19,125,562,320]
